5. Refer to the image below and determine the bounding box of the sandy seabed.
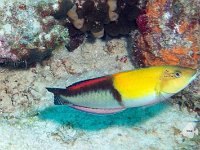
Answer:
[0,38,199,150]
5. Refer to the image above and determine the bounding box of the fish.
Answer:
[47,65,197,114]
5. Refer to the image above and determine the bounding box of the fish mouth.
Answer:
[159,70,198,97]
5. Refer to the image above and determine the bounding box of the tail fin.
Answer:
[54,95,63,105]
[46,87,66,95]
[46,87,67,105]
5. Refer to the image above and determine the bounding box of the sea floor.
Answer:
[0,103,199,150]
[0,38,199,150]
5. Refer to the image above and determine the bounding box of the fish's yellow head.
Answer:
[159,66,197,94]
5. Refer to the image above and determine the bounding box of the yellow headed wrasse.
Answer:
[47,66,197,114]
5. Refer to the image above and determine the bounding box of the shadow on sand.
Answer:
[38,103,169,131]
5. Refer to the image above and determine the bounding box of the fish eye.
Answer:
[174,71,182,78]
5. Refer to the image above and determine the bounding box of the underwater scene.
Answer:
[0,0,199,149]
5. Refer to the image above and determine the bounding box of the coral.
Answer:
[133,0,200,69]
[67,5,85,29]
[171,73,200,116]
[53,0,141,40]
[0,36,19,63]
[52,0,74,19]
[107,0,119,21]
[64,22,85,52]
[0,1,69,69]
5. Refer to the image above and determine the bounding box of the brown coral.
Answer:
[53,0,141,39]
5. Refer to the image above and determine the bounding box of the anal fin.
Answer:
[69,104,125,114]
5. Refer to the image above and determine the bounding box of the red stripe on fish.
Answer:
[68,76,110,91]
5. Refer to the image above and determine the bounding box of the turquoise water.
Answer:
[39,104,167,131]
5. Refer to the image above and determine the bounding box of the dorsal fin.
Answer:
[46,87,66,95]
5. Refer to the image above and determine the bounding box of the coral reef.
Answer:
[0,0,143,65]
[53,0,141,51]
[0,0,69,68]
[0,36,19,63]
[133,0,200,69]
